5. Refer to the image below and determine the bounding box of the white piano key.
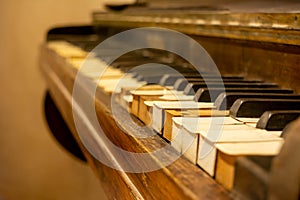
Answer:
[158,95,195,101]
[197,128,281,176]
[171,117,184,153]
[152,101,215,134]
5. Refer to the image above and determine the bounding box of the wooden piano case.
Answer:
[40,1,300,199]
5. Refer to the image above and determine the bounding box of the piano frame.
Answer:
[40,5,300,200]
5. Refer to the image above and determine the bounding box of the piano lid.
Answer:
[93,0,300,46]
[103,0,300,13]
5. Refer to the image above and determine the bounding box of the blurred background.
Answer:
[0,0,133,199]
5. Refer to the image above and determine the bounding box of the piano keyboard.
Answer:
[45,40,300,198]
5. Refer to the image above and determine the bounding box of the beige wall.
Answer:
[0,1,109,199]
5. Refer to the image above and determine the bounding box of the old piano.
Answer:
[39,0,300,199]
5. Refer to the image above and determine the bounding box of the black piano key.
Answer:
[184,78,259,84]
[160,75,245,84]
[195,88,294,102]
[136,75,163,84]
[184,82,278,95]
[135,73,203,84]
[131,68,184,79]
[173,78,253,91]
[171,75,245,90]
[134,71,201,84]
[230,98,300,118]
[214,75,244,80]
[112,60,161,68]
[165,78,206,90]
[158,74,234,86]
[159,75,207,86]
[215,93,300,110]
[207,79,262,83]
[256,110,300,131]
[68,40,100,52]
[174,79,202,91]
